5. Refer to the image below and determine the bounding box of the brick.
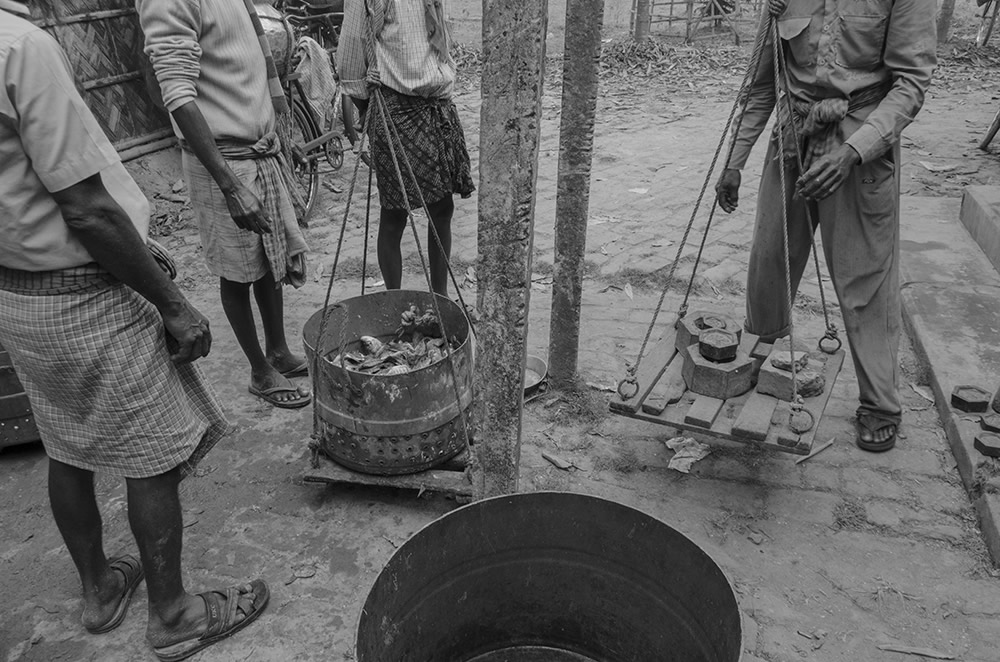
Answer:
[756,361,826,401]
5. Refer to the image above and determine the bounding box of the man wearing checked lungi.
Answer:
[0,6,268,661]
[338,0,475,296]
[138,0,313,409]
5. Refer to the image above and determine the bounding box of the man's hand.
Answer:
[161,301,212,365]
[795,145,861,201]
[716,168,741,213]
[224,183,272,235]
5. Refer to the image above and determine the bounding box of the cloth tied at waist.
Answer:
[212,133,309,288]
[778,80,891,169]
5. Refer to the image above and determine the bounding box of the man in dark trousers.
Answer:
[716,0,936,452]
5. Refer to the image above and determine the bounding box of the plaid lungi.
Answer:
[0,265,231,479]
[368,87,475,211]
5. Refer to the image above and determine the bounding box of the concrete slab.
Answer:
[899,195,1000,564]
[960,186,1000,275]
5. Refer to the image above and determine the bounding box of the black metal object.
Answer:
[357,492,743,662]
[303,290,474,475]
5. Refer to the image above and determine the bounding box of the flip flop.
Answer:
[855,413,897,453]
[248,384,312,409]
[278,359,309,379]
[85,554,144,634]
[151,579,270,662]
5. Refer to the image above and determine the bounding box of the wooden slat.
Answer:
[303,456,473,499]
[731,391,779,441]
[610,323,679,414]
[641,351,687,415]
[685,395,724,428]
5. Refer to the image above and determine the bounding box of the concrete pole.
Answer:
[936,0,956,44]
[548,0,605,387]
[473,0,549,498]
[634,0,652,40]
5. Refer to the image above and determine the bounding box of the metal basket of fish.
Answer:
[303,290,474,475]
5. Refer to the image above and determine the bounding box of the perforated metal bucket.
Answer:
[303,290,474,475]
[357,492,743,662]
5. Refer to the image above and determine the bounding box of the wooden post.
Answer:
[634,0,652,39]
[548,0,604,387]
[473,0,548,498]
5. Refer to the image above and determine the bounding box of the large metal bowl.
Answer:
[357,492,743,662]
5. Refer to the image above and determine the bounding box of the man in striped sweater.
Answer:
[138,0,312,410]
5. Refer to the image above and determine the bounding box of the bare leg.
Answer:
[377,208,408,290]
[252,271,306,374]
[426,196,454,296]
[128,468,259,648]
[220,278,305,404]
[48,459,123,631]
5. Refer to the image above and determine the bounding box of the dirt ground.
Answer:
[5,6,1000,662]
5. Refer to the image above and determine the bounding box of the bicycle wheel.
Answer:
[291,96,320,223]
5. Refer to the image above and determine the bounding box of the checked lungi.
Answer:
[368,87,475,211]
[183,133,308,286]
[0,265,231,479]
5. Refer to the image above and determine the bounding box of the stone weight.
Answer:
[682,344,754,400]
[974,432,1000,458]
[981,413,1000,434]
[951,385,991,413]
[698,329,739,362]
[675,312,741,355]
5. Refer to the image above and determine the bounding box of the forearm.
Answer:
[170,101,240,194]
[63,193,185,315]
[729,37,777,170]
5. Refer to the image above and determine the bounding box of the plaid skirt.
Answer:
[0,265,231,479]
[368,87,475,211]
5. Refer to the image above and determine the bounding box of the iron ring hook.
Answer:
[617,377,639,401]
[818,331,842,355]
[789,405,815,434]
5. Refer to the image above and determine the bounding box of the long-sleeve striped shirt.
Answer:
[337,0,455,100]
[730,0,936,169]
[136,0,274,142]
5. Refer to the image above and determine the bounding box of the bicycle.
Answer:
[276,0,366,222]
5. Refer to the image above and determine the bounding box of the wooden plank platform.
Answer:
[302,449,474,500]
[610,333,846,455]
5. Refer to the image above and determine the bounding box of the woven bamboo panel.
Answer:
[28,1,170,151]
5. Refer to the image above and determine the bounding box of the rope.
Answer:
[771,22,842,356]
[361,167,373,295]
[370,87,475,458]
[770,19,801,409]
[618,8,771,397]
[314,104,372,365]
